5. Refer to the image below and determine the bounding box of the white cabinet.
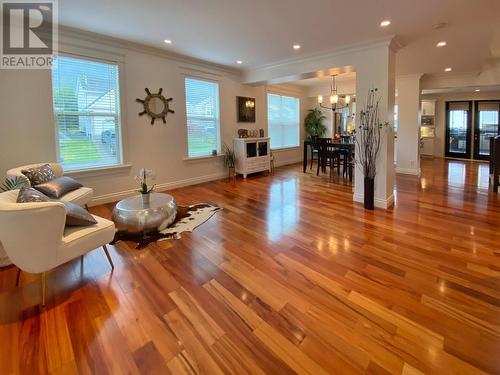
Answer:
[420,138,435,156]
[233,137,271,178]
[421,100,436,116]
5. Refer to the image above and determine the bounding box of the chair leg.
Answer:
[15,268,21,287]
[84,204,90,211]
[41,272,46,306]
[102,245,114,270]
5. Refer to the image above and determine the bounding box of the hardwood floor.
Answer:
[1,158,500,374]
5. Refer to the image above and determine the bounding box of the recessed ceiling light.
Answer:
[380,20,391,27]
[293,44,301,50]
[436,41,447,47]
[475,89,481,92]
[444,67,452,72]
[236,60,243,64]
[164,39,172,44]
[38,4,51,11]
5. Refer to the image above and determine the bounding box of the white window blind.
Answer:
[51,55,122,171]
[267,93,300,149]
[185,78,221,158]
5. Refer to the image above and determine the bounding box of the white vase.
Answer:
[141,193,150,206]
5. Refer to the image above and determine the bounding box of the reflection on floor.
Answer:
[0,158,499,374]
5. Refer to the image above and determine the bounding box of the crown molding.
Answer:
[57,25,243,79]
[245,36,396,74]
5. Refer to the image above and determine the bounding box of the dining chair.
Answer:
[317,139,340,179]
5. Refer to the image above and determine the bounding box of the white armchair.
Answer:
[6,163,93,207]
[0,190,116,305]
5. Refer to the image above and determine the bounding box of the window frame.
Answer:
[266,92,301,150]
[51,53,125,172]
[183,76,222,159]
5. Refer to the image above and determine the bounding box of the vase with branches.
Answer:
[304,108,327,140]
[354,88,390,210]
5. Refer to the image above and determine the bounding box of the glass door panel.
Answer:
[474,101,500,160]
[258,141,268,157]
[445,101,472,159]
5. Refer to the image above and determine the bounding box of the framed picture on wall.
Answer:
[237,96,256,122]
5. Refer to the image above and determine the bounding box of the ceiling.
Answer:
[57,0,500,76]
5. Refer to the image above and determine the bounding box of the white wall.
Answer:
[421,91,500,157]
[0,30,305,205]
[395,75,421,175]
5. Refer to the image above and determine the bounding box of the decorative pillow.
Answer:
[63,201,97,226]
[35,176,83,199]
[16,187,51,203]
[21,164,55,186]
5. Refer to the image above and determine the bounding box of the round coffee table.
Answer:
[112,193,177,234]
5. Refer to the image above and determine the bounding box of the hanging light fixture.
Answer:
[317,75,352,113]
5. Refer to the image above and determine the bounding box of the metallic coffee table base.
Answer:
[112,193,177,234]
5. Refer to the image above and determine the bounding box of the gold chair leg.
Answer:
[41,272,46,306]
[102,245,114,270]
[15,268,21,287]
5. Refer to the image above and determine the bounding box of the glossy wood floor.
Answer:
[1,158,500,374]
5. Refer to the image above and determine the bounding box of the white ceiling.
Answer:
[57,0,500,76]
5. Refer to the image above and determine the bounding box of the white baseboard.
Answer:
[274,157,302,168]
[89,171,227,206]
[395,167,421,176]
[353,193,395,209]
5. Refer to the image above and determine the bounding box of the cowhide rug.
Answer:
[112,203,222,249]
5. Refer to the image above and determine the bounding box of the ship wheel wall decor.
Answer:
[136,88,174,125]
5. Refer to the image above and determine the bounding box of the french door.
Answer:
[445,101,472,159]
[473,101,500,160]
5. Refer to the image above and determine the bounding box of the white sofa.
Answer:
[0,189,115,305]
[6,162,93,207]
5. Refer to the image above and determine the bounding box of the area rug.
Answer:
[111,203,222,249]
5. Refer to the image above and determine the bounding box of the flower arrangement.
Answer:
[135,168,156,195]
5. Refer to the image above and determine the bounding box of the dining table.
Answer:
[303,139,355,173]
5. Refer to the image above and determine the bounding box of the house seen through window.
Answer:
[184,77,221,158]
[51,55,122,171]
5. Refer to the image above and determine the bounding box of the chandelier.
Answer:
[317,75,352,113]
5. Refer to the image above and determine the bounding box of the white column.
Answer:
[395,74,422,175]
[353,45,396,209]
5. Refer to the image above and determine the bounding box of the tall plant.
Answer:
[354,88,390,179]
[304,108,327,139]
[222,144,236,168]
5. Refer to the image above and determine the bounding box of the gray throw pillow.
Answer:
[63,201,97,226]
[16,186,51,203]
[21,164,55,186]
[35,176,83,199]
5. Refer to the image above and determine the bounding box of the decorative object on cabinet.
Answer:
[259,129,265,137]
[136,88,174,125]
[237,96,256,122]
[238,129,249,138]
[233,137,271,178]
[222,144,237,180]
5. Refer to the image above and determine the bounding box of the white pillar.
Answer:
[353,45,396,209]
[395,74,422,175]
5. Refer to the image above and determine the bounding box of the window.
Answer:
[267,93,300,149]
[184,77,221,158]
[51,55,122,171]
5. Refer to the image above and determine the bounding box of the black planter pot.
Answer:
[364,177,375,210]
